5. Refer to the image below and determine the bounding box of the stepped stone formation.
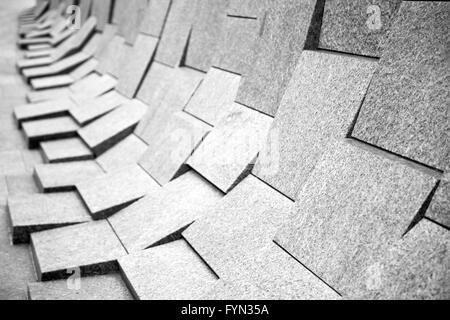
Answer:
[0,0,448,301]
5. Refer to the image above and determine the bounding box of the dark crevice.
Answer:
[424,217,450,232]
[182,235,221,280]
[226,14,258,20]
[250,173,295,203]
[304,0,326,50]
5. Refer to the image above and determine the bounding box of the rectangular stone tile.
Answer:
[426,175,450,229]
[118,240,217,300]
[227,0,269,18]
[109,171,223,252]
[78,99,148,156]
[352,2,450,171]
[139,112,211,186]
[76,165,160,219]
[212,15,260,76]
[27,87,72,104]
[70,74,117,103]
[40,137,94,163]
[253,50,377,200]
[30,220,127,281]
[5,174,39,196]
[69,58,99,82]
[117,0,148,45]
[112,0,127,24]
[96,134,147,173]
[69,90,129,126]
[274,140,437,297]
[154,0,199,67]
[22,116,80,148]
[236,0,318,116]
[187,103,272,193]
[31,74,74,90]
[34,160,104,192]
[0,150,27,176]
[95,35,127,77]
[14,98,76,126]
[184,67,241,126]
[8,192,92,244]
[116,34,159,99]
[21,149,44,174]
[28,273,133,300]
[319,0,401,57]
[94,24,118,60]
[139,0,171,38]
[185,0,228,72]
[91,0,112,31]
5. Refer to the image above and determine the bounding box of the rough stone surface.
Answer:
[275,140,437,297]
[95,35,127,77]
[254,50,377,200]
[0,150,27,176]
[30,74,74,91]
[117,0,147,45]
[28,273,133,300]
[34,160,104,192]
[119,240,217,300]
[227,0,269,18]
[236,0,317,116]
[30,220,127,281]
[14,98,75,126]
[76,165,160,219]
[184,67,241,126]
[139,0,171,38]
[139,111,211,186]
[21,149,43,174]
[40,138,94,163]
[426,175,450,229]
[91,0,112,31]
[5,174,39,196]
[187,103,272,193]
[352,2,450,171]
[319,0,402,57]
[96,134,147,173]
[70,74,117,103]
[22,116,80,148]
[109,171,223,253]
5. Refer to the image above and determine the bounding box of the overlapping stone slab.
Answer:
[14,98,76,127]
[22,116,79,148]
[253,50,377,200]
[187,103,272,193]
[91,0,112,31]
[76,165,160,219]
[7,192,92,244]
[34,160,104,192]
[184,67,241,126]
[94,35,126,77]
[139,112,211,185]
[275,140,437,297]
[5,174,39,196]
[40,138,93,163]
[352,2,450,172]
[139,0,171,38]
[319,0,402,57]
[109,171,223,252]
[30,220,127,281]
[117,0,147,45]
[118,240,217,300]
[78,99,148,156]
[28,274,133,300]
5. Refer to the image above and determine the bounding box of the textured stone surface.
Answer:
[28,273,133,300]
[70,74,117,103]
[95,35,126,77]
[139,0,171,38]
[275,140,437,297]
[21,149,43,174]
[0,150,26,175]
[22,116,80,148]
[14,98,75,126]
[236,0,317,116]
[76,165,160,219]
[139,112,211,186]
[352,2,450,171]
[426,175,450,229]
[227,0,269,18]
[109,171,222,252]
[31,74,74,90]
[184,67,241,126]
[188,103,272,193]
[91,0,112,31]
[5,174,39,196]
[8,192,92,244]
[254,50,377,200]
[34,160,104,192]
[119,240,217,300]
[319,0,402,57]
[117,0,147,44]
[155,0,199,67]
[69,90,129,126]
[78,99,148,156]
[96,134,147,173]
[116,34,158,98]
[30,220,127,281]
[212,15,260,76]
[40,138,94,163]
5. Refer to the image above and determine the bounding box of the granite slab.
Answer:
[34,160,104,192]
[22,116,80,148]
[96,134,147,173]
[253,50,377,200]
[7,192,92,244]
[76,164,160,220]
[27,87,72,104]
[14,98,76,126]
[91,0,112,31]
[95,35,126,77]
[70,74,117,103]
[274,140,437,297]
[23,52,90,79]
[227,0,269,18]
[426,175,450,229]
[69,58,99,81]
[78,99,148,156]
[40,137,94,163]
[0,150,27,176]
[28,273,133,300]
[31,74,74,90]
[236,0,318,116]
[139,0,171,38]
[184,67,241,126]
[352,2,450,171]
[319,0,402,57]
[20,149,44,174]
[5,174,39,196]
[139,111,211,186]
[118,240,217,300]
[117,0,148,45]
[112,0,127,24]
[30,220,127,281]
[109,171,223,252]
[187,103,272,193]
